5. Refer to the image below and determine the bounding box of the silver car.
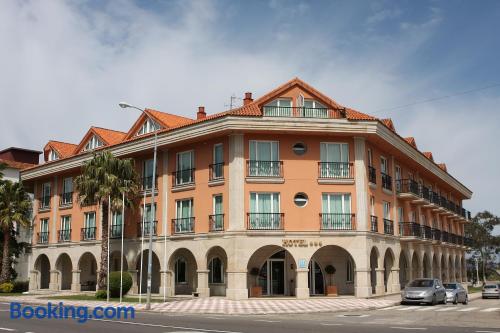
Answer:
[401,278,447,305]
[443,283,468,304]
[482,283,500,299]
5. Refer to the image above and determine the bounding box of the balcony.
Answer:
[81,227,96,241]
[432,228,441,242]
[37,232,49,244]
[381,173,392,191]
[247,213,284,230]
[59,192,73,207]
[209,214,224,232]
[209,163,224,182]
[173,169,195,188]
[247,160,283,178]
[38,197,51,211]
[383,219,394,235]
[171,217,195,234]
[318,162,353,183]
[110,224,123,238]
[396,179,420,199]
[399,222,421,238]
[262,106,346,119]
[431,192,441,206]
[57,229,71,242]
[368,166,376,184]
[464,237,473,247]
[421,225,432,240]
[137,220,158,237]
[420,186,431,202]
[320,213,356,231]
[441,231,450,243]
[141,176,158,191]
[370,215,378,232]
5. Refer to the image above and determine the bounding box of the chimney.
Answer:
[197,106,206,120]
[243,92,253,106]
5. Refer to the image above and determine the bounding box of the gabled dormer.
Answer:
[124,108,192,140]
[83,134,104,151]
[75,127,127,154]
[137,118,161,136]
[48,149,60,161]
[43,140,78,162]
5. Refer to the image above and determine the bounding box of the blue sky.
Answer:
[1,0,499,217]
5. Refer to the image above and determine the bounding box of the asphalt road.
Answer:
[0,298,499,333]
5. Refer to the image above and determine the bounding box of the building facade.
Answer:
[21,78,472,299]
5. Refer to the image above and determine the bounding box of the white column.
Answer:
[51,176,58,243]
[391,268,401,293]
[226,270,248,300]
[161,150,169,235]
[228,133,245,231]
[129,269,139,293]
[355,268,372,297]
[49,270,59,290]
[354,137,368,231]
[375,268,385,295]
[71,270,81,292]
[295,268,309,299]
[196,270,210,297]
[29,270,39,290]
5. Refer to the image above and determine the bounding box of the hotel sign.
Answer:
[282,239,323,248]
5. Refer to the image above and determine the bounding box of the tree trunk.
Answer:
[97,200,109,290]
[0,227,11,284]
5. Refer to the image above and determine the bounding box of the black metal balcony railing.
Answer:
[58,229,71,242]
[421,225,432,239]
[399,222,421,237]
[81,227,96,241]
[370,215,378,232]
[432,228,441,241]
[37,231,49,244]
[60,192,73,206]
[441,231,450,243]
[171,217,195,234]
[368,166,376,184]
[173,169,195,187]
[464,237,473,247]
[247,213,284,230]
[420,186,431,202]
[209,163,224,181]
[396,179,419,195]
[137,220,158,237]
[431,192,441,205]
[319,213,356,230]
[39,197,51,210]
[247,160,283,178]
[262,106,346,119]
[318,162,353,179]
[110,224,123,238]
[141,175,158,191]
[209,214,224,232]
[440,196,448,210]
[381,173,392,191]
[383,219,394,235]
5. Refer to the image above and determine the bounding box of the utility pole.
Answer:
[474,257,479,286]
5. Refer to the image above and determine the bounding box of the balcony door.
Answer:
[320,143,349,178]
[143,159,154,190]
[175,199,193,233]
[176,151,194,184]
[84,212,96,239]
[249,141,279,176]
[308,260,325,295]
[249,192,280,229]
[321,193,352,229]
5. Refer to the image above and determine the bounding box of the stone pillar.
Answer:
[29,270,39,291]
[226,270,248,300]
[228,134,245,231]
[129,269,139,293]
[295,268,309,299]
[196,270,210,298]
[355,268,372,297]
[51,176,59,243]
[163,270,174,297]
[354,137,368,231]
[49,270,59,291]
[375,268,385,295]
[391,268,401,293]
[71,270,81,292]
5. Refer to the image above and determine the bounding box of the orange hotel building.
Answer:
[21,78,472,299]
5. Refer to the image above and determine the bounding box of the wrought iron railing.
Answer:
[421,225,432,239]
[381,173,392,191]
[319,213,356,230]
[395,179,419,195]
[370,215,378,232]
[318,162,353,179]
[37,231,49,244]
[60,192,73,206]
[39,196,51,210]
[384,219,394,235]
[110,224,123,238]
[247,160,283,177]
[399,222,421,237]
[420,186,431,202]
[141,175,158,191]
[432,228,441,242]
[262,106,346,119]
[247,213,284,230]
[81,227,96,241]
[368,166,376,184]
[58,229,71,242]
[137,220,158,237]
[209,214,224,232]
[171,217,195,234]
[173,169,195,187]
[209,163,224,181]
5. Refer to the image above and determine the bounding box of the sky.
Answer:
[1,0,499,217]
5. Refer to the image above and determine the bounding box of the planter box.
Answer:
[326,285,338,296]
[250,286,262,298]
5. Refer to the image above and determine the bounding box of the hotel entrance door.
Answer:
[270,260,285,295]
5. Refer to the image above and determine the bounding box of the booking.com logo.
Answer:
[10,302,135,323]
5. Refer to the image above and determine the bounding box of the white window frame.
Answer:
[176,199,193,219]
[380,156,388,174]
[60,215,71,231]
[367,148,373,167]
[84,135,103,151]
[84,212,96,229]
[40,218,49,232]
[137,118,161,136]
[249,140,280,161]
[208,257,224,284]
[320,142,349,162]
[397,207,404,223]
[383,201,391,220]
[322,193,351,214]
[250,192,280,214]
[48,149,59,161]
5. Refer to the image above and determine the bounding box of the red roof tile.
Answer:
[92,127,126,145]
[382,118,396,132]
[404,137,417,149]
[44,140,77,159]
[423,152,434,161]
[438,163,447,172]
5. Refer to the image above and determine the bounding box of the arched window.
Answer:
[175,257,187,283]
[208,257,224,284]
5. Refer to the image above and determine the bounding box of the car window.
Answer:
[484,285,497,289]
[443,283,456,289]
[408,279,434,287]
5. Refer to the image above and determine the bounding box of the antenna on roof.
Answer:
[224,94,242,110]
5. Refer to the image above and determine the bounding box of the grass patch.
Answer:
[43,294,166,303]
[468,285,483,293]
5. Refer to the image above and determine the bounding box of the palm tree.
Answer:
[74,151,139,290]
[0,180,32,283]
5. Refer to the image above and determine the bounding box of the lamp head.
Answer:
[119,102,132,109]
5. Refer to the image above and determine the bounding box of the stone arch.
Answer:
[383,248,396,293]
[370,246,380,294]
[247,245,296,297]
[422,253,431,278]
[310,245,356,296]
[78,252,98,291]
[55,253,73,290]
[168,248,197,295]
[110,251,129,272]
[206,246,227,296]
[411,251,420,279]
[34,254,51,289]
[136,250,161,294]
[399,249,410,288]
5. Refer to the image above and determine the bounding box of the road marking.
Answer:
[480,308,500,312]
[88,318,241,333]
[390,327,427,330]
[396,306,420,311]
[0,329,15,332]
[434,307,455,312]
[254,320,280,323]
[379,306,402,311]
[457,307,479,312]
[415,307,437,311]
[320,323,343,326]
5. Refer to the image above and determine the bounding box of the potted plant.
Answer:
[249,267,262,297]
[325,265,338,296]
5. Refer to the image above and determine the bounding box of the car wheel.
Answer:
[453,295,458,305]
[401,301,407,305]
[462,296,468,305]
[442,295,447,305]
[431,294,437,306]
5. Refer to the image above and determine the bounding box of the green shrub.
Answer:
[95,290,107,299]
[0,282,14,293]
[109,271,133,298]
[12,281,29,293]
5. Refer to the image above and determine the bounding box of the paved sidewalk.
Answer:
[0,295,398,315]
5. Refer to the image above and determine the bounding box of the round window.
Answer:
[292,142,307,155]
[294,193,309,207]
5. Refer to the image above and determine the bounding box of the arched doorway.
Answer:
[370,247,379,294]
[310,245,355,296]
[383,249,395,293]
[110,251,128,272]
[206,246,227,296]
[55,253,72,290]
[399,251,409,288]
[423,253,431,278]
[34,254,50,289]
[247,245,296,297]
[78,252,97,291]
[411,252,420,279]
[136,250,161,294]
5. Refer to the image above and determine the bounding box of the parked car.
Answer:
[443,283,468,304]
[401,278,447,305]
[482,283,500,299]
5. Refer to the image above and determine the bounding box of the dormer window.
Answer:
[137,118,161,136]
[48,149,59,161]
[263,98,292,116]
[84,135,104,151]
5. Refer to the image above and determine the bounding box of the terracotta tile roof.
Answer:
[438,163,447,172]
[382,118,396,132]
[0,158,36,170]
[345,108,376,120]
[423,152,434,161]
[145,109,193,127]
[404,137,417,149]
[44,140,77,159]
[92,127,126,145]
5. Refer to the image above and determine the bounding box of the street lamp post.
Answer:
[119,102,158,310]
